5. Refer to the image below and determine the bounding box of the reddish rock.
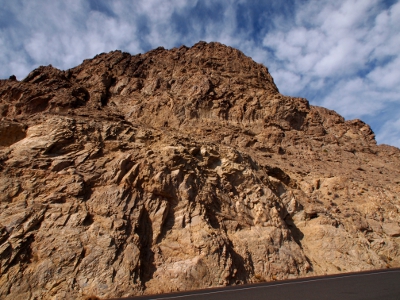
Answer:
[0,42,399,299]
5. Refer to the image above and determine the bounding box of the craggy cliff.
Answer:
[0,42,399,299]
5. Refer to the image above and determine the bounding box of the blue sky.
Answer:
[1,0,399,147]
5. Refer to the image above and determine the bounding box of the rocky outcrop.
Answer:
[0,42,399,299]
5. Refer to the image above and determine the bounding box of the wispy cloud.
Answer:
[0,0,398,147]
[377,111,400,146]
[262,0,400,146]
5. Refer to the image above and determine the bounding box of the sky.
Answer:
[1,0,399,147]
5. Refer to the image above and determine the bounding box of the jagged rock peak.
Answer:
[74,41,278,92]
[0,41,376,149]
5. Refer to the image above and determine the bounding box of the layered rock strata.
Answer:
[0,42,399,299]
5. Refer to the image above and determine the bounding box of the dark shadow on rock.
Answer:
[264,165,293,187]
[2,233,36,275]
[284,214,304,248]
[228,242,252,285]
[137,207,156,286]
[82,212,94,226]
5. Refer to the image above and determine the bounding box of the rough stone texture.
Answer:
[0,41,399,299]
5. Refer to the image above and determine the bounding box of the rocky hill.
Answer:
[0,41,399,299]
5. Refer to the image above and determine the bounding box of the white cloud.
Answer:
[377,115,400,148]
[369,60,400,90]
[261,0,400,146]
[321,77,389,117]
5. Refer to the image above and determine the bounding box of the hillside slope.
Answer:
[0,41,399,299]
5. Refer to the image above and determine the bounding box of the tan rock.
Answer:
[0,42,399,299]
[382,223,400,237]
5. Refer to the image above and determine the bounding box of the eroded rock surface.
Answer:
[0,42,399,299]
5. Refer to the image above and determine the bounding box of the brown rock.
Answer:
[0,42,399,299]
[382,223,400,237]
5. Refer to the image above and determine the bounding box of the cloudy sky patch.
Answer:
[1,0,399,147]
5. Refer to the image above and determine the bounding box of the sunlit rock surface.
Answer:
[0,42,399,299]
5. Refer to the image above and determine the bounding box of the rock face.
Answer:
[0,41,399,299]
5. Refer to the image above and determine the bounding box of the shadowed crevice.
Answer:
[137,207,156,286]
